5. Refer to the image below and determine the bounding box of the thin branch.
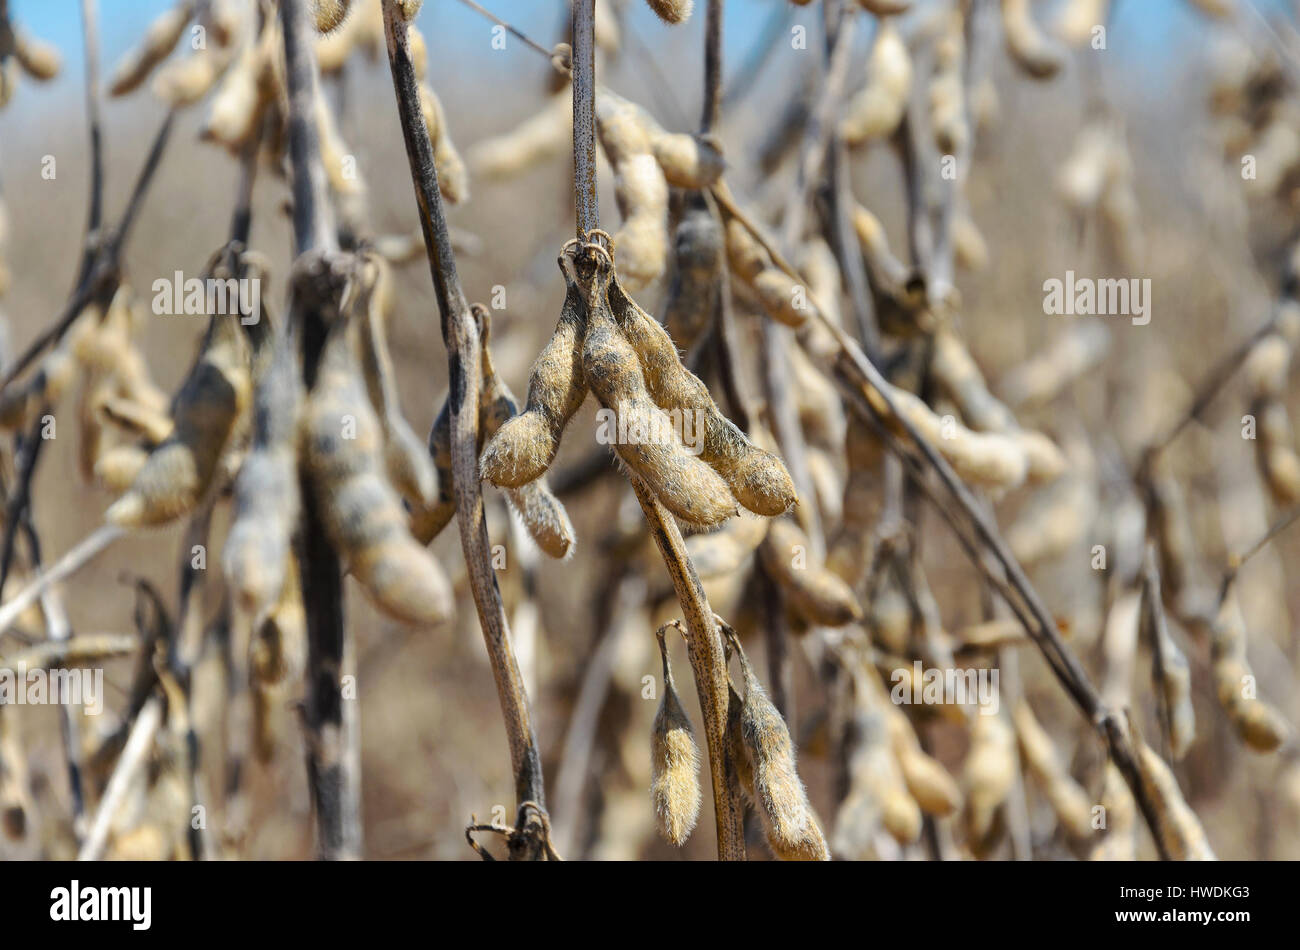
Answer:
[382,0,550,856]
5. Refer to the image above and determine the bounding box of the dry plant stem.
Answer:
[280,0,356,861]
[632,479,746,860]
[701,0,723,135]
[705,187,1174,856]
[1141,545,1173,754]
[572,0,599,239]
[80,0,103,270]
[382,2,548,846]
[77,696,162,861]
[828,136,880,358]
[24,520,86,833]
[0,524,124,635]
[568,0,743,859]
[0,109,175,395]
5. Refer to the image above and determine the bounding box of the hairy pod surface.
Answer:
[303,320,453,627]
[736,643,829,860]
[480,256,589,488]
[650,630,702,845]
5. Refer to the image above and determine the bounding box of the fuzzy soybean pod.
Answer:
[963,707,1017,855]
[581,246,737,529]
[409,399,455,545]
[1088,762,1137,860]
[662,194,723,350]
[645,0,693,24]
[685,512,770,580]
[107,1,194,96]
[302,317,453,627]
[1012,701,1094,840]
[841,20,912,147]
[884,701,961,818]
[760,518,864,627]
[355,258,438,509]
[10,26,60,82]
[1001,0,1065,80]
[310,0,352,32]
[475,306,576,560]
[650,623,702,845]
[107,314,251,528]
[1210,587,1291,753]
[596,93,670,290]
[223,334,302,620]
[1133,736,1216,860]
[724,217,813,329]
[733,640,829,860]
[607,264,796,517]
[479,254,589,489]
[250,555,307,763]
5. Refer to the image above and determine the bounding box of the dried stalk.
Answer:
[381,0,550,859]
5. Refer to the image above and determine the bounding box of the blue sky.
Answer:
[7,0,1298,81]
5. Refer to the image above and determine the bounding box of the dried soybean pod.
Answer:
[12,28,60,82]
[826,413,883,586]
[841,20,912,147]
[651,132,725,190]
[685,511,769,579]
[249,554,307,688]
[760,518,863,627]
[224,332,302,619]
[203,21,274,151]
[606,265,796,516]
[724,666,754,801]
[310,0,352,32]
[1211,587,1290,752]
[480,253,589,489]
[1133,736,1216,860]
[107,314,251,528]
[94,443,150,493]
[1012,701,1094,840]
[152,44,228,107]
[963,707,1017,855]
[0,345,75,431]
[662,193,723,350]
[467,88,572,182]
[249,555,307,763]
[1089,762,1136,860]
[645,0,693,24]
[596,93,670,290]
[409,398,455,545]
[302,313,453,627]
[733,634,829,860]
[857,0,912,13]
[419,83,470,205]
[355,258,438,508]
[475,305,575,560]
[108,1,194,96]
[883,700,961,817]
[650,623,702,845]
[580,245,737,529]
[1002,0,1065,80]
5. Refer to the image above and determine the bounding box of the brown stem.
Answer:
[381,1,549,853]
[631,480,746,860]
[279,0,356,860]
[572,0,599,238]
